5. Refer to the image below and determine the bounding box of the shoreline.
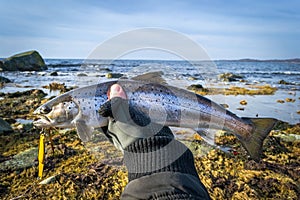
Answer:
[0,82,299,199]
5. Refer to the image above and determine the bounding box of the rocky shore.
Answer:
[0,83,299,199]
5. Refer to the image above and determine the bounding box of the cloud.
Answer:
[0,0,299,59]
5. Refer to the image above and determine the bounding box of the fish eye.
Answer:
[40,106,51,114]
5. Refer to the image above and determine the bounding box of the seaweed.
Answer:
[0,89,299,199]
[188,84,277,96]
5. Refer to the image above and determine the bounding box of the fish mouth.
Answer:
[33,115,53,127]
[33,105,55,127]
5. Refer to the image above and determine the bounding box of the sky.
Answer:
[0,0,299,60]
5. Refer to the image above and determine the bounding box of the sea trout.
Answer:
[33,79,277,161]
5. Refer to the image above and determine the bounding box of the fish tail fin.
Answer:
[240,118,278,162]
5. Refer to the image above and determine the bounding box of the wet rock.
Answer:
[288,91,296,96]
[50,71,58,76]
[106,73,123,79]
[1,50,47,71]
[276,100,285,103]
[285,98,295,103]
[0,76,11,83]
[239,79,247,83]
[240,100,247,105]
[0,147,37,171]
[187,84,209,95]
[77,73,88,76]
[42,82,66,93]
[218,73,244,82]
[278,79,293,85]
[0,118,13,133]
[187,84,204,90]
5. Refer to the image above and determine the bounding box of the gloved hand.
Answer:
[98,84,173,151]
[99,84,202,187]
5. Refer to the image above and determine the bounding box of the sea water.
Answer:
[1,59,299,124]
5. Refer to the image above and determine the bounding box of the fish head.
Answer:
[33,100,79,128]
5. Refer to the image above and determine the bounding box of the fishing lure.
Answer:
[38,132,45,179]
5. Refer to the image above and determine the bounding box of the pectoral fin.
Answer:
[75,120,94,142]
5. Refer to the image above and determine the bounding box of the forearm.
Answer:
[122,128,211,199]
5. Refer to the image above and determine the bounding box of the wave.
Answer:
[238,71,300,75]
[47,63,82,68]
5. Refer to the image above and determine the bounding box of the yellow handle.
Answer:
[38,134,45,178]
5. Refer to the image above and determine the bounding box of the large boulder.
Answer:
[1,50,47,71]
[0,118,13,133]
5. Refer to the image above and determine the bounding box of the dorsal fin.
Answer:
[131,71,167,84]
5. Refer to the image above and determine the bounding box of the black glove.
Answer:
[99,97,173,151]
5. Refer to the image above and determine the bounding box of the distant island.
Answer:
[219,58,300,63]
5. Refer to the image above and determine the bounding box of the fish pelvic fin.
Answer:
[75,120,94,142]
[241,118,278,162]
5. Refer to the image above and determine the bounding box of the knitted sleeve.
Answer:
[122,127,211,199]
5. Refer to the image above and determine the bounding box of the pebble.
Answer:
[39,175,59,184]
